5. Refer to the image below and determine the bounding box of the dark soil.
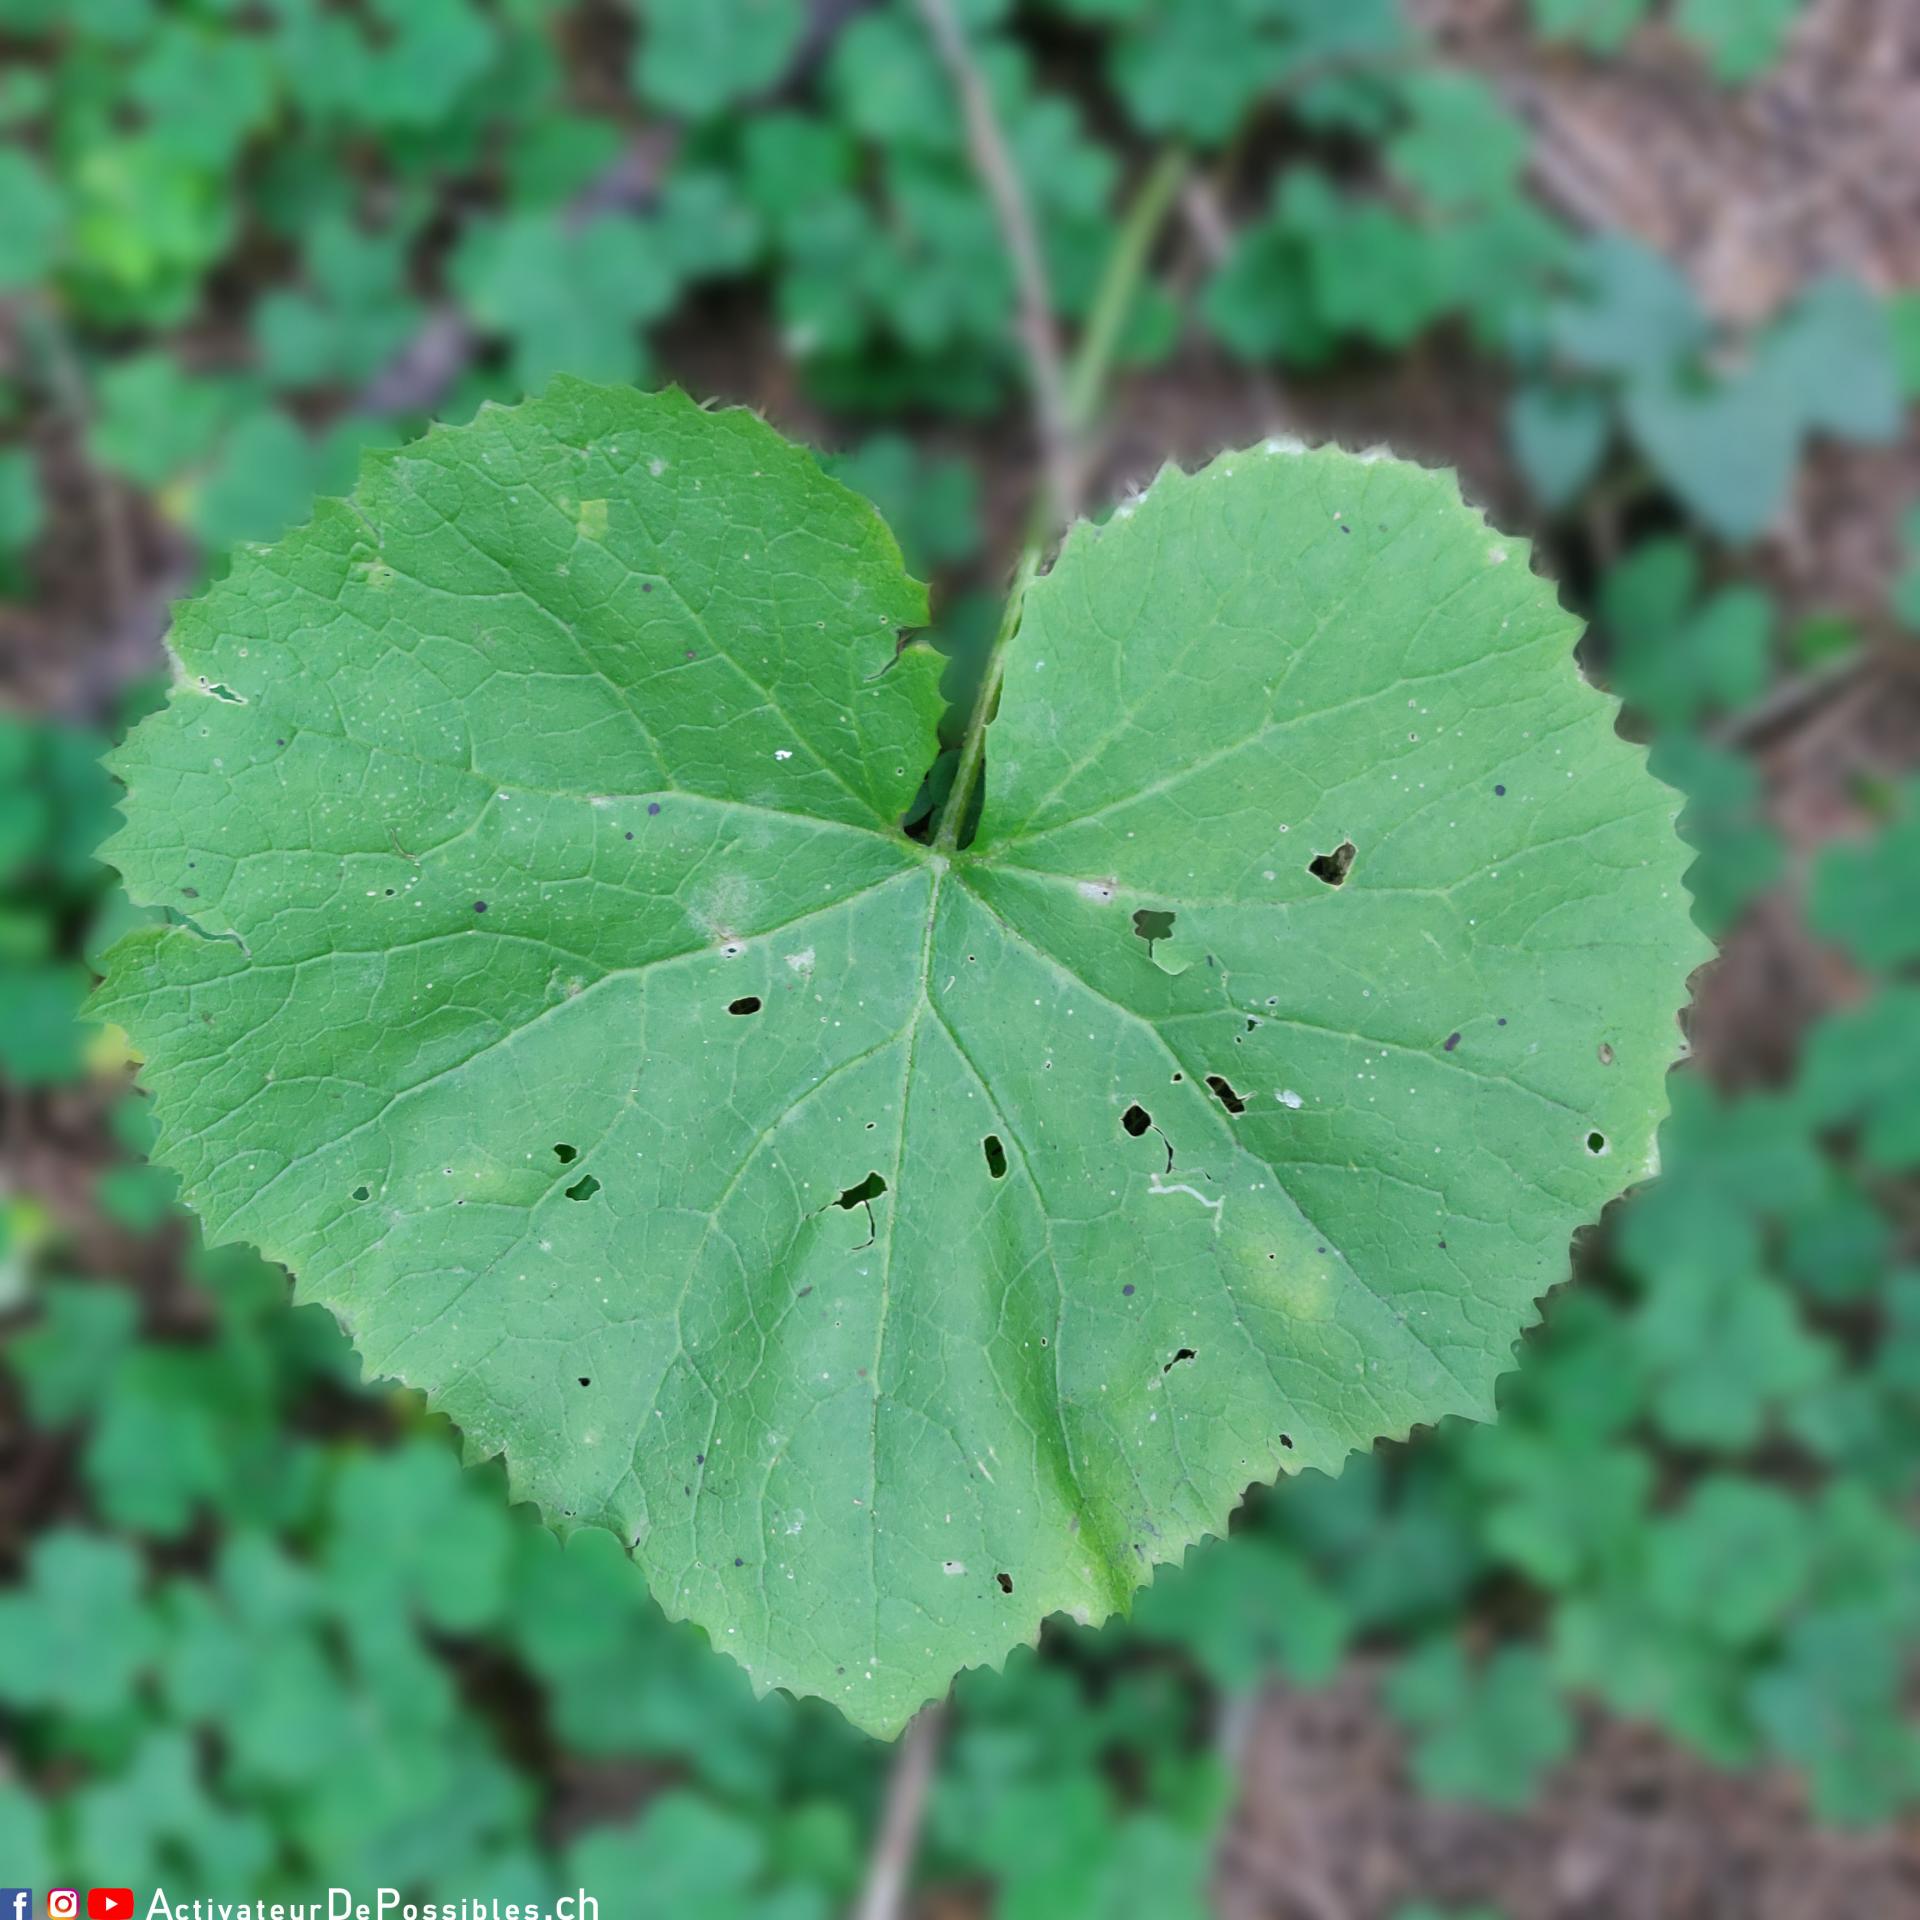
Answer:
[1217,1665,1920,1920]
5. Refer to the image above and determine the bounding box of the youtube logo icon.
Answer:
[87,1895,134,1920]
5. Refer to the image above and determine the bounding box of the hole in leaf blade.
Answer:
[982,1135,1007,1179]
[1205,1075,1246,1114]
[836,1171,887,1209]
[1308,841,1356,886]
[564,1174,601,1201]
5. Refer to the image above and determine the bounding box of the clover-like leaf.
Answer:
[96,382,1702,1734]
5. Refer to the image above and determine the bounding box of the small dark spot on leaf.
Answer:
[728,995,762,1016]
[1205,1074,1246,1114]
[983,1134,1008,1179]
[1122,1283,1135,1296]
[1494,784,1507,797]
[735,1556,744,1567]
[564,1174,601,1201]
[1308,841,1355,887]
[1444,1031,1461,1052]
[1598,1042,1614,1065]
[647,802,661,815]
[351,1185,370,1202]
[1121,1103,1152,1137]
[1164,1347,1197,1372]
[625,831,633,840]
[836,1171,886,1209]
[577,1376,590,1387]
[181,885,199,898]
[473,900,488,913]
[995,1572,1013,1594]
[1586,1131,1607,1155]
[1498,1017,1508,1027]
[1338,522,1351,534]
[1280,1433,1294,1450]
[553,1143,578,1164]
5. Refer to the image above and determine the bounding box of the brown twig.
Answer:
[913,0,1080,525]
[1709,646,1875,751]
[24,293,137,626]
[351,127,682,421]
[1178,173,1236,269]
[853,1700,946,1920]
[1174,171,1288,434]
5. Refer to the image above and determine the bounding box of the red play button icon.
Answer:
[87,1894,134,1920]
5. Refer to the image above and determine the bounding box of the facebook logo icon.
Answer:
[0,1893,29,1920]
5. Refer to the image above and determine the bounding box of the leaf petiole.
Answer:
[933,146,1188,856]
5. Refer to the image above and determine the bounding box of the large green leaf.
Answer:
[96,383,1702,1734]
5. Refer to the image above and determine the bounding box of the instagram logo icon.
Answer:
[49,1896,79,1920]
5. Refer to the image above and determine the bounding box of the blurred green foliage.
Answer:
[0,0,1916,1910]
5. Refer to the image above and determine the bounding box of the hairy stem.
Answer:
[933,148,1187,856]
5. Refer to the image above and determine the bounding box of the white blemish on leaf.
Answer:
[1149,1174,1223,1217]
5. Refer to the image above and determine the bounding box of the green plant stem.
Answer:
[1063,145,1188,435]
[933,148,1188,856]
[933,538,1043,856]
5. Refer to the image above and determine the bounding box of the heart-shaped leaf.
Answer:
[95,383,1703,1734]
